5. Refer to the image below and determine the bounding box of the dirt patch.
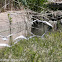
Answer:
[0,10,31,48]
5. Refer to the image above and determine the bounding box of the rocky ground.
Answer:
[46,10,62,30]
[32,10,62,30]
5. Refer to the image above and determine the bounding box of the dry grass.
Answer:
[0,31,62,62]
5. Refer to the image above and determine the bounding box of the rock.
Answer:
[55,11,62,16]
[47,11,62,21]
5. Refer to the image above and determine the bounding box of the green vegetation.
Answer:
[0,0,47,12]
[20,0,47,12]
[0,0,62,62]
[26,0,47,12]
[0,31,62,62]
